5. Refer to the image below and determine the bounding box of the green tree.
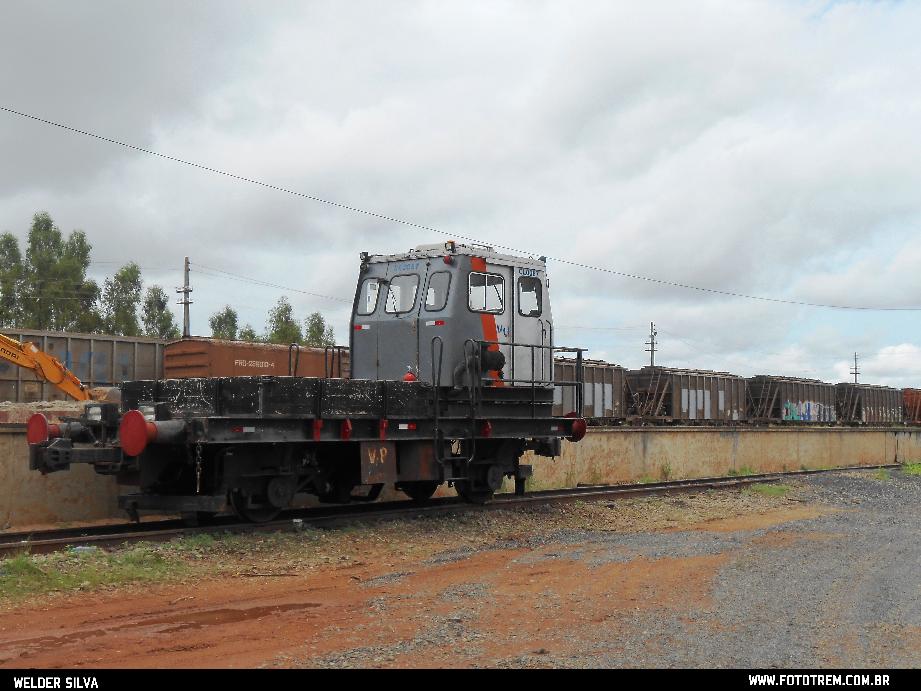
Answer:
[238,324,259,341]
[102,262,143,336]
[209,306,239,340]
[141,285,180,339]
[304,311,335,347]
[0,232,23,327]
[265,296,303,344]
[19,212,103,331]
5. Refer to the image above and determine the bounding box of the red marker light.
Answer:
[480,421,493,438]
[379,419,389,440]
[340,418,353,441]
[443,255,454,265]
[403,371,417,382]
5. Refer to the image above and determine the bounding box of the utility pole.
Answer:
[176,256,193,338]
[850,352,860,384]
[645,321,657,367]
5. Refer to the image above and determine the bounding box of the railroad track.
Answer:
[0,464,899,557]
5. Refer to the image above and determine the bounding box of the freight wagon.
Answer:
[163,337,349,379]
[553,358,626,423]
[27,242,588,522]
[835,383,903,425]
[625,366,747,423]
[0,329,164,403]
[904,389,921,425]
[747,375,836,423]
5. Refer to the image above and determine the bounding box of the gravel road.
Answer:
[505,469,921,668]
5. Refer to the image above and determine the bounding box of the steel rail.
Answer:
[0,464,900,557]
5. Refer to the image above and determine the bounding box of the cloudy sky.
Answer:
[2,0,920,385]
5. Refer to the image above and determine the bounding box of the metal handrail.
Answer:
[471,338,585,413]
[288,343,300,376]
[324,346,347,378]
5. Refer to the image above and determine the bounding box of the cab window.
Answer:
[468,272,504,313]
[385,274,420,314]
[425,271,451,312]
[356,278,380,315]
[517,276,542,317]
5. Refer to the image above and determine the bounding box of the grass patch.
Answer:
[727,466,756,478]
[659,463,672,481]
[746,483,792,498]
[872,468,891,481]
[637,475,656,484]
[0,543,185,601]
[902,463,921,476]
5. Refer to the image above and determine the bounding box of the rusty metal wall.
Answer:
[553,358,626,420]
[748,376,837,422]
[626,366,747,422]
[0,329,165,403]
[162,338,351,379]
[836,383,903,424]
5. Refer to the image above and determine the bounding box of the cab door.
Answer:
[512,266,551,385]
[467,257,512,384]
[375,259,425,380]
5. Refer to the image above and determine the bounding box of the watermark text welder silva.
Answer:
[12,677,98,689]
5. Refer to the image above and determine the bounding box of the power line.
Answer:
[3,104,920,312]
[192,263,352,303]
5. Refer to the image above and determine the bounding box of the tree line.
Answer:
[1,212,337,346]
[0,212,180,338]
[209,298,336,347]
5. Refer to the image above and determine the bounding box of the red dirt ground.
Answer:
[0,498,839,669]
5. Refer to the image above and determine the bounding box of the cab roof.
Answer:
[361,241,547,270]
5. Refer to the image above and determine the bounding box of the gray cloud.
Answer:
[1,0,920,384]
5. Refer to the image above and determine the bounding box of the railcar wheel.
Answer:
[229,489,282,523]
[399,481,439,502]
[454,480,494,505]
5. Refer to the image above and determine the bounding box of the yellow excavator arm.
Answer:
[0,333,91,401]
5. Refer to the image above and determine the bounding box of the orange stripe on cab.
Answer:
[470,256,503,385]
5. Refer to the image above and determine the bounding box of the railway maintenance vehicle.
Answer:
[26,242,587,522]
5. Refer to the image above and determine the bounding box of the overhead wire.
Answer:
[2,104,918,312]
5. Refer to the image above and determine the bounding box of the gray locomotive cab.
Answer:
[350,242,553,389]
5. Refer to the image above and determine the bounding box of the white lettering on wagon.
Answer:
[234,360,275,369]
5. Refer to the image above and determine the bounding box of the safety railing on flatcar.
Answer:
[429,336,586,470]
[429,336,585,416]
[468,338,585,417]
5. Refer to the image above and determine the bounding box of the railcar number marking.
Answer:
[234,360,274,368]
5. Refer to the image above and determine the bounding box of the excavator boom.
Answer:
[0,333,91,401]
